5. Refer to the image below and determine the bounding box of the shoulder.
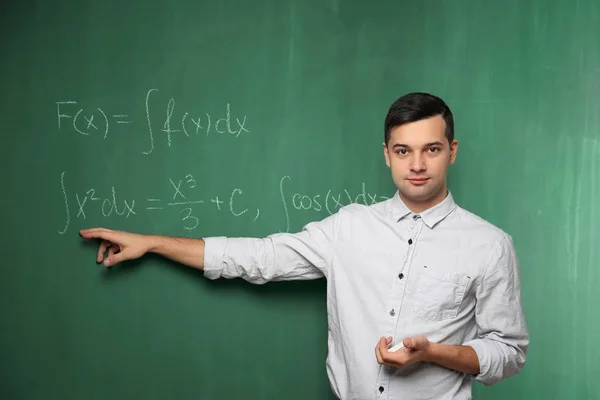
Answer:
[451,204,512,243]
[335,195,393,219]
[450,205,516,269]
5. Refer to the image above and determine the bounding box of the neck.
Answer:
[400,186,448,214]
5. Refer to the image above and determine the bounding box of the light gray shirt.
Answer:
[203,191,528,400]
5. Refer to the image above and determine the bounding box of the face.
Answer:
[383,115,458,212]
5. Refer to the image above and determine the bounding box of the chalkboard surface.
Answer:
[1,1,599,399]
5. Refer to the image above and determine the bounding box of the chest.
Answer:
[330,219,489,304]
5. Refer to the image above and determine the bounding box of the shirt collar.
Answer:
[389,190,457,228]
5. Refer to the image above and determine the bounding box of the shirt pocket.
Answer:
[412,265,471,321]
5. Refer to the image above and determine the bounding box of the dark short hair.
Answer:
[384,92,454,145]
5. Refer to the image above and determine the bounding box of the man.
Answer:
[80,92,528,399]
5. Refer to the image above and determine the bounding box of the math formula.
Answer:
[56,88,250,155]
[57,172,390,235]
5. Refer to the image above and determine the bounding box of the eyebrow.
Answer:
[392,141,444,149]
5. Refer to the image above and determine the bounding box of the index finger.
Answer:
[79,228,114,240]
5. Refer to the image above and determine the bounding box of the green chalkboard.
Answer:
[1,0,599,399]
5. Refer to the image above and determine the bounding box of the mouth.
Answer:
[407,178,429,186]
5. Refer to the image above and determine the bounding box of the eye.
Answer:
[396,149,408,155]
[428,146,441,153]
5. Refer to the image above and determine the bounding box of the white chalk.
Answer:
[388,342,405,352]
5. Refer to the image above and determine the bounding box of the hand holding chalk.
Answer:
[388,342,405,352]
[376,335,432,369]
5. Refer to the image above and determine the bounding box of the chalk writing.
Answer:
[58,172,391,235]
[57,172,258,234]
[145,88,249,155]
[278,176,390,232]
[56,88,249,155]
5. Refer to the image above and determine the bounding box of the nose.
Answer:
[409,153,426,173]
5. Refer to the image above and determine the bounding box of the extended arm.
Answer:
[80,212,339,284]
[79,228,206,269]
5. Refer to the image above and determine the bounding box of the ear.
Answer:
[383,142,391,168]
[449,140,459,164]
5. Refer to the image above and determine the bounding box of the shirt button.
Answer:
[379,386,384,393]
[390,309,395,316]
[398,273,404,280]
[413,215,420,220]
[408,239,413,245]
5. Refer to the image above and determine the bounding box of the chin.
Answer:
[404,192,433,202]
[398,185,440,202]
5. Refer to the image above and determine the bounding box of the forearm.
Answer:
[423,343,480,375]
[148,235,205,270]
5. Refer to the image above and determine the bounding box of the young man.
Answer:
[80,93,528,399]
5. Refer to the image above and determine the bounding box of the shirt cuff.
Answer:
[202,237,227,280]
[463,339,492,384]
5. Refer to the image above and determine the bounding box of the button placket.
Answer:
[378,218,422,399]
[386,219,416,322]
[378,217,424,398]
[389,218,424,325]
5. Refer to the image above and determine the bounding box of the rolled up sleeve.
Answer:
[464,234,529,385]
[202,236,228,281]
[202,213,339,284]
